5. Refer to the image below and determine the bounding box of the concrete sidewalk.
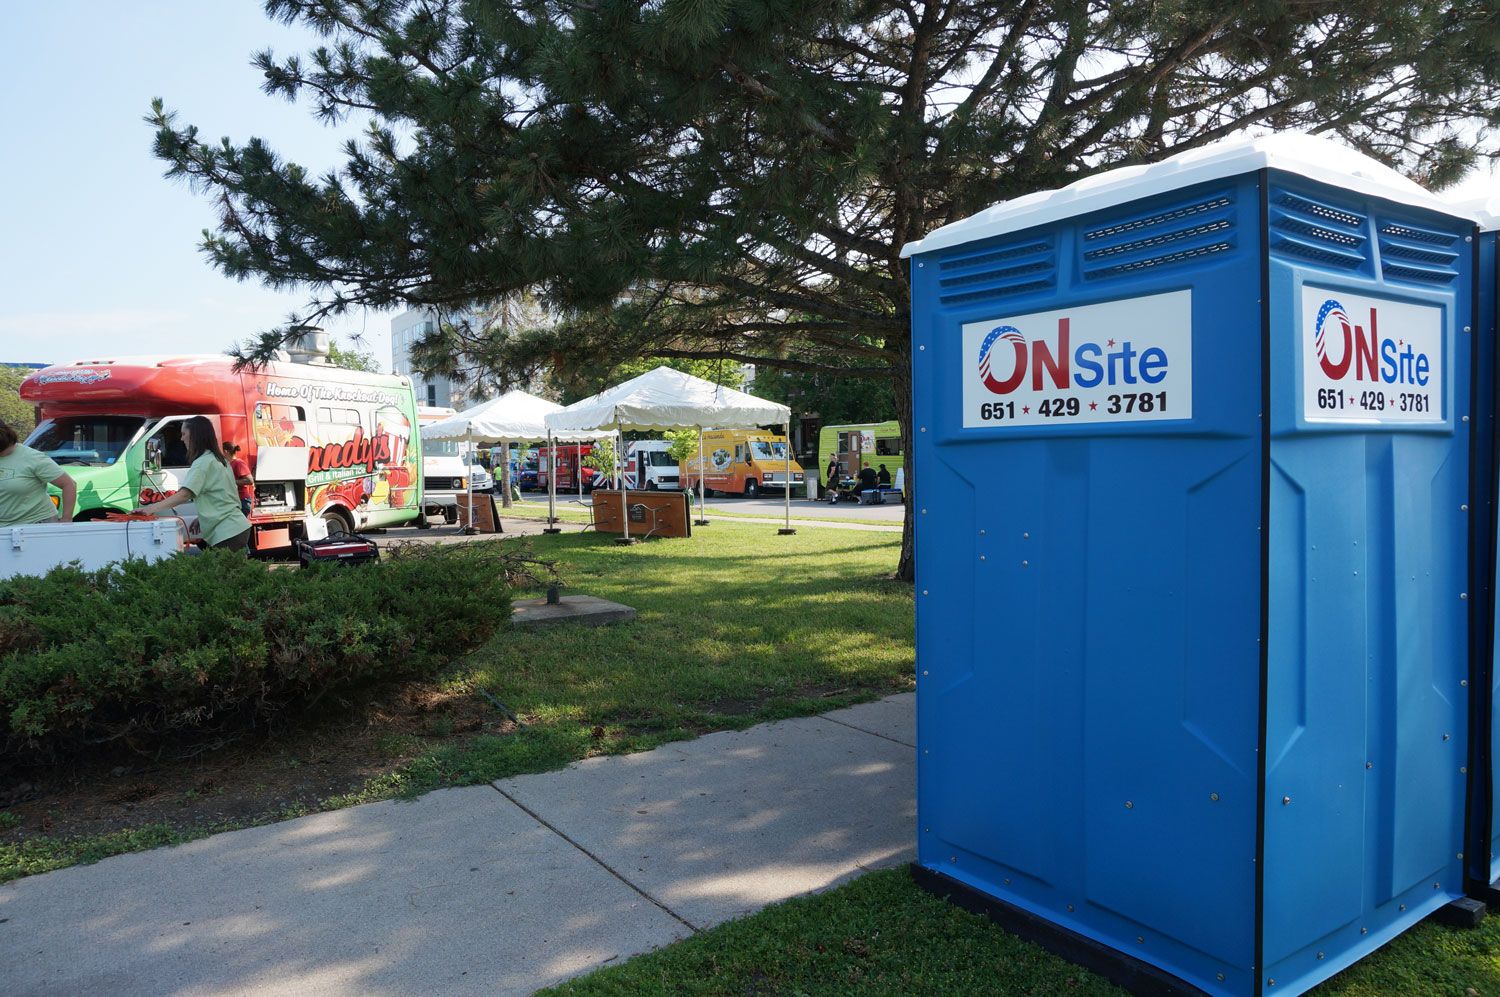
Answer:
[1,695,915,996]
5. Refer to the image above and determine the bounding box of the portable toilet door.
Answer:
[904,133,1475,997]
[1462,195,1500,903]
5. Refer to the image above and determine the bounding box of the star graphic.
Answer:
[1089,401,1098,411]
[1106,338,1116,348]
[1022,405,1030,414]
[1398,339,1403,346]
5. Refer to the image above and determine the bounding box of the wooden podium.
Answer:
[591,490,692,539]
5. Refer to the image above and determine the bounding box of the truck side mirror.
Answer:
[145,438,163,470]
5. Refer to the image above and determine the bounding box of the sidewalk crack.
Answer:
[816,714,915,749]
[491,785,701,934]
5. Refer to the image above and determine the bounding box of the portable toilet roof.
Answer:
[902,131,1471,258]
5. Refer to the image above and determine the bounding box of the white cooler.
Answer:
[0,519,190,580]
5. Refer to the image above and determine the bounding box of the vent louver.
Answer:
[1080,191,1235,279]
[937,238,1056,307]
[1268,190,1369,271]
[1377,220,1460,286]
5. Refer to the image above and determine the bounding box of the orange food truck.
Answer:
[679,429,804,497]
[20,351,422,554]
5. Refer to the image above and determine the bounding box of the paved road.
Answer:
[1,695,915,996]
[519,493,906,524]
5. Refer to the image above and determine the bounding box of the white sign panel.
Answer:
[961,290,1193,428]
[1301,288,1443,424]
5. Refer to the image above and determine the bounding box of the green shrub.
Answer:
[0,543,516,764]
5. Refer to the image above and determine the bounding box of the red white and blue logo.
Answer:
[1312,296,1430,385]
[977,326,1027,394]
[961,291,1194,427]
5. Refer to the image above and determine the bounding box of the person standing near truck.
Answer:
[223,442,254,515]
[0,419,76,526]
[138,417,252,549]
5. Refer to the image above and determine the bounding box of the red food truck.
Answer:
[535,442,606,492]
[20,351,423,554]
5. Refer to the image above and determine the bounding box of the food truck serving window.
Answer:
[26,416,145,466]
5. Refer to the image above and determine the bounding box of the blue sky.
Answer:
[0,2,390,366]
[1,4,1495,370]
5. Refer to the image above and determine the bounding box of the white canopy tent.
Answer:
[544,366,795,542]
[419,389,600,532]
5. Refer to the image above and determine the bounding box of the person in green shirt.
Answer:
[138,417,252,550]
[0,420,76,527]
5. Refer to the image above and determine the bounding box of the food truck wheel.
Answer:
[742,479,760,498]
[322,508,354,537]
[646,481,658,490]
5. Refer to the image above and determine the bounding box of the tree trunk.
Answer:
[499,441,514,508]
[893,355,915,583]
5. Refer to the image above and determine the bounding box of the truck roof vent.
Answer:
[287,331,332,365]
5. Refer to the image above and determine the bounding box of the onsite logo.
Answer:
[959,290,1193,428]
[975,316,1170,396]
[32,368,111,386]
[1313,297,1430,385]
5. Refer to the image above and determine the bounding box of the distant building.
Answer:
[390,308,458,408]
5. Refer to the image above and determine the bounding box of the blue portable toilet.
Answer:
[1462,194,1500,902]
[903,133,1475,996]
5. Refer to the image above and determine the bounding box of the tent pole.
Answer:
[499,439,513,508]
[577,441,583,502]
[616,424,632,545]
[694,427,707,526]
[464,430,476,534]
[778,419,796,536]
[544,431,560,534]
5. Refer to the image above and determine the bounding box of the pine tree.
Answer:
[151,0,1500,580]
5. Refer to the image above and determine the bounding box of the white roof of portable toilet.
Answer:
[901,131,1471,258]
[1449,194,1500,233]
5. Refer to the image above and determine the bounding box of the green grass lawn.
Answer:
[2,522,912,881]
[546,867,1500,996]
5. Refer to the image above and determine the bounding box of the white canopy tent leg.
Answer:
[577,441,583,502]
[616,425,632,545]
[544,431,561,534]
[464,430,476,534]
[694,426,708,526]
[777,419,796,536]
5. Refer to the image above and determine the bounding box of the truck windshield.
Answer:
[749,441,787,461]
[27,416,145,466]
[425,440,462,457]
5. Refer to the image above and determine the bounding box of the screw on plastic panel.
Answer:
[919,345,926,351]
[1066,904,1074,912]
[1464,416,1471,423]
[1268,980,1276,987]
[921,508,927,514]
[1459,853,1464,860]
[1462,767,1468,774]
[1218,973,1226,981]
[1316,952,1325,960]
[1021,560,1029,567]
[1463,679,1469,687]
[1467,235,1473,243]
[1434,883,1441,889]
[920,427,927,433]
[1443,733,1451,741]
[1022,531,1029,539]
[922,590,929,595]
[924,827,929,832]
[1136,936,1144,943]
[1465,324,1473,332]
[979,555,986,561]
[1462,593,1469,600]
[950,855,956,862]
[1366,762,1373,769]
[979,528,986,535]
[1282,796,1291,805]
[1210,793,1220,801]
[1361,927,1368,935]
[922,670,929,676]
[1400,903,1407,911]
[1463,504,1469,512]
[1124,801,1133,809]
[1003,877,1011,885]
[923,749,929,755]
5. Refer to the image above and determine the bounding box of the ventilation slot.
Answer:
[1080,190,1236,280]
[937,237,1056,307]
[1268,190,1368,271]
[1378,220,1460,286]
